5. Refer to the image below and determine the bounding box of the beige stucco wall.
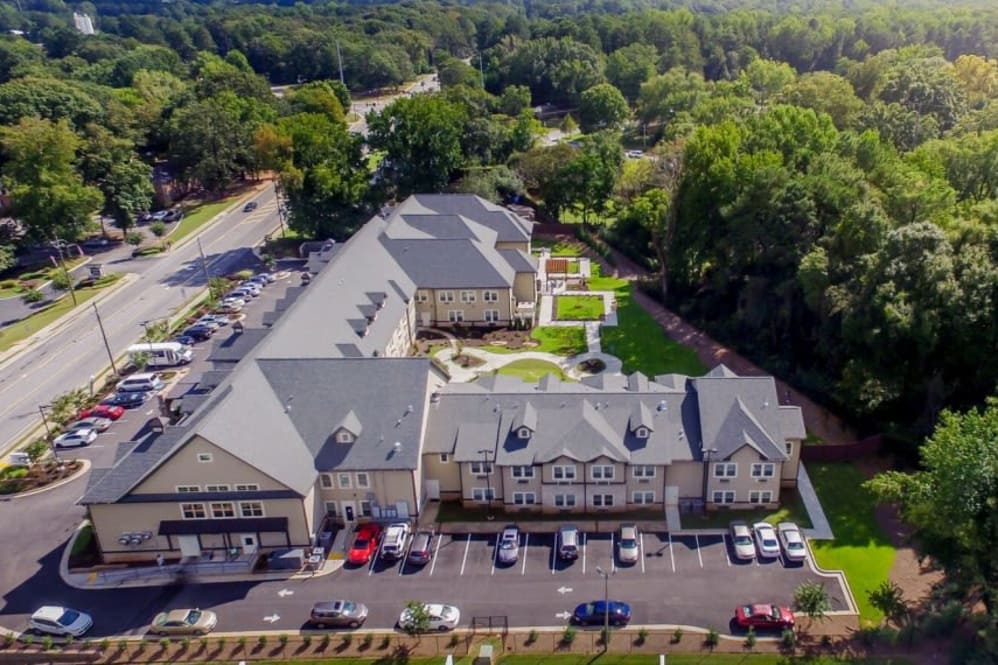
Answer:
[384,299,416,357]
[422,453,461,495]
[496,240,529,253]
[317,469,416,520]
[513,272,536,304]
[501,464,541,505]
[89,496,311,564]
[131,436,286,494]
[625,464,666,505]
[664,461,703,499]
[705,445,782,509]
[415,288,515,326]
[781,438,801,487]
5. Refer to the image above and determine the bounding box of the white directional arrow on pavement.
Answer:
[263,614,280,623]
[557,586,574,594]
[555,611,572,620]
[277,588,294,598]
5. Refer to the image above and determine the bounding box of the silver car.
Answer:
[753,522,781,559]
[497,525,520,564]
[777,522,808,562]
[617,524,639,564]
[729,521,756,561]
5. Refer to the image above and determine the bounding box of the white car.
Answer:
[753,522,781,559]
[729,521,756,561]
[54,428,98,448]
[497,525,520,564]
[30,606,93,637]
[68,417,112,433]
[617,524,639,564]
[398,603,460,632]
[625,149,645,158]
[242,278,268,290]
[777,522,808,562]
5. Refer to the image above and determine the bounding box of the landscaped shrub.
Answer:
[50,271,71,291]
[302,634,313,648]
[278,634,289,649]
[158,637,170,650]
[744,627,756,649]
[0,279,17,288]
[41,636,53,651]
[526,629,539,645]
[635,628,649,645]
[321,634,332,649]
[236,636,247,651]
[561,627,577,644]
[360,633,373,649]
[150,221,167,237]
[21,288,44,304]
[671,627,683,643]
[704,628,719,648]
[781,628,797,650]
[256,635,267,648]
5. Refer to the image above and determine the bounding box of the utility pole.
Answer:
[336,39,345,86]
[38,404,58,458]
[596,566,614,651]
[52,239,77,306]
[196,237,211,286]
[92,302,118,376]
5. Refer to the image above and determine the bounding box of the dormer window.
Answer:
[517,427,531,439]
[635,426,649,439]
[336,430,354,443]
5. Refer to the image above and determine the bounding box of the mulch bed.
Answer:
[0,459,82,495]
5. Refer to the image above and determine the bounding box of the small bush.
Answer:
[21,288,44,304]
[126,231,144,246]
[116,638,126,651]
[635,627,649,645]
[781,628,797,650]
[0,279,17,288]
[42,636,54,651]
[234,269,254,280]
[671,627,683,644]
[150,221,167,237]
[2,633,16,649]
[197,637,207,652]
[820,634,833,648]
[217,636,227,651]
[26,439,49,462]
[64,635,74,649]
[561,627,577,644]
[321,634,332,649]
[158,637,170,650]
[379,635,391,650]
[257,634,267,647]
[278,633,289,649]
[360,633,373,649]
[302,634,313,648]
[180,636,190,650]
[447,634,460,648]
[21,634,33,647]
[525,629,539,645]
[704,627,719,648]
[744,627,756,649]
[236,636,247,651]
[340,633,352,647]
[98,638,110,652]
[50,271,71,291]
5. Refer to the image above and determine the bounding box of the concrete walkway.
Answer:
[798,463,834,540]
[431,341,623,383]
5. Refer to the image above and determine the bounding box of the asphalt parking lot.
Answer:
[323,526,849,632]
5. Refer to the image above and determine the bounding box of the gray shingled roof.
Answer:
[397,194,531,243]
[498,249,538,274]
[692,374,790,461]
[382,238,514,288]
[207,329,270,363]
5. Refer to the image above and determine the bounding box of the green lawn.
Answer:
[495,359,568,382]
[531,237,583,257]
[480,327,588,357]
[681,489,812,530]
[0,275,122,352]
[807,462,895,625]
[555,295,604,320]
[592,273,706,377]
[171,198,238,244]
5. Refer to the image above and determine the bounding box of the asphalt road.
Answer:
[0,183,281,454]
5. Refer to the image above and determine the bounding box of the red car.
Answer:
[347,524,382,565]
[735,604,796,630]
[78,404,126,421]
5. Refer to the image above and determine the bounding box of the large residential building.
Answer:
[79,194,804,565]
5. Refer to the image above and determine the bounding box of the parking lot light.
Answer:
[596,565,614,650]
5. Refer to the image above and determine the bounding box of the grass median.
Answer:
[170,198,238,244]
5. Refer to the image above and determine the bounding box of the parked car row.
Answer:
[174,272,276,344]
[729,521,808,563]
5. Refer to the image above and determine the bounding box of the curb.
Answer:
[3,458,90,500]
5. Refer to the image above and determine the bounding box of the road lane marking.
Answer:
[459,533,471,576]
[521,533,529,575]
[639,533,646,574]
[429,533,442,576]
[668,533,675,572]
[695,534,704,568]
[582,532,587,574]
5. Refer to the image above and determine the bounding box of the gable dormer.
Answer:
[512,403,538,439]
[629,403,654,439]
[626,371,649,392]
[334,410,363,443]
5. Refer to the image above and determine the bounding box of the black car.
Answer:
[572,600,632,627]
[105,391,149,409]
[309,600,368,629]
[182,325,214,341]
[173,335,197,346]
[243,201,258,212]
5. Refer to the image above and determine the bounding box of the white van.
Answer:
[116,372,165,393]
[127,343,192,368]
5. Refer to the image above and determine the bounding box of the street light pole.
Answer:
[52,239,77,306]
[701,447,719,515]
[596,565,613,650]
[477,448,494,521]
[196,237,211,286]
[92,302,118,376]
[38,404,58,458]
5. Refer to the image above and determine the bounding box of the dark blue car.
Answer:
[105,391,149,409]
[572,600,632,626]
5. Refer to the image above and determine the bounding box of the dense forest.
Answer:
[0,0,996,448]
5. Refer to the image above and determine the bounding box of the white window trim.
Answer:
[416,291,428,303]
[472,487,495,502]
[325,501,338,515]
[632,490,655,504]
[593,494,614,507]
[355,472,370,489]
[209,501,236,518]
[336,430,354,443]
[239,501,265,517]
[590,465,615,481]
[439,453,450,463]
[512,492,536,505]
[205,484,230,492]
[484,309,500,323]
[713,462,737,478]
[360,500,372,517]
[511,465,535,478]
[234,483,259,491]
[176,485,201,493]
[337,473,353,489]
[320,473,334,489]
[712,490,736,504]
[751,462,776,478]
[483,290,498,303]
[180,502,207,519]
[632,465,656,479]
[470,461,493,476]
[553,464,577,480]
[197,453,213,463]
[447,310,465,323]
[635,426,650,439]
[749,490,774,504]
[438,290,454,303]
[517,426,531,439]
[554,493,577,507]
[460,290,476,303]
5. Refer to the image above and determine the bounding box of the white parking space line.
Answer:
[521,533,529,575]
[723,535,732,567]
[397,535,410,575]
[582,532,587,574]
[550,538,556,575]
[491,531,500,576]
[639,533,646,574]
[460,534,471,576]
[610,532,616,573]
[429,534,442,576]
[668,533,675,573]
[695,534,704,568]
[368,531,380,576]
